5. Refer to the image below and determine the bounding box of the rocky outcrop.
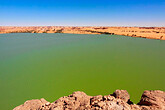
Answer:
[13,98,48,110]
[13,90,165,110]
[138,90,165,110]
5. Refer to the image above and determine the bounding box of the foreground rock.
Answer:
[138,90,165,110]
[14,90,165,110]
[13,98,48,110]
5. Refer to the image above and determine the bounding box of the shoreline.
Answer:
[0,26,165,40]
[14,90,165,110]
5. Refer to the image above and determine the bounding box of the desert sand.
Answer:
[0,26,165,40]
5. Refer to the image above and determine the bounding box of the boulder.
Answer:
[138,90,165,110]
[112,90,130,102]
[13,98,49,110]
[13,90,165,110]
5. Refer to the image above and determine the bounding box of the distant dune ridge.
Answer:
[13,90,165,110]
[0,26,165,40]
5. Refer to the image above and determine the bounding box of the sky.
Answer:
[0,0,165,26]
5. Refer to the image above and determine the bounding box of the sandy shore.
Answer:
[0,26,165,40]
[13,90,165,110]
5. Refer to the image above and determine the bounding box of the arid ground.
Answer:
[1,26,165,40]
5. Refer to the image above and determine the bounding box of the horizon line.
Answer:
[0,25,165,27]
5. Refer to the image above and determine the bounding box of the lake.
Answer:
[0,33,165,110]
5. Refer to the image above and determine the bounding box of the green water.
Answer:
[0,33,165,109]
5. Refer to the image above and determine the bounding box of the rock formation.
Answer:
[13,90,165,110]
[138,90,165,110]
[13,98,48,110]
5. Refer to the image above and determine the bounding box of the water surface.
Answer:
[0,33,165,110]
